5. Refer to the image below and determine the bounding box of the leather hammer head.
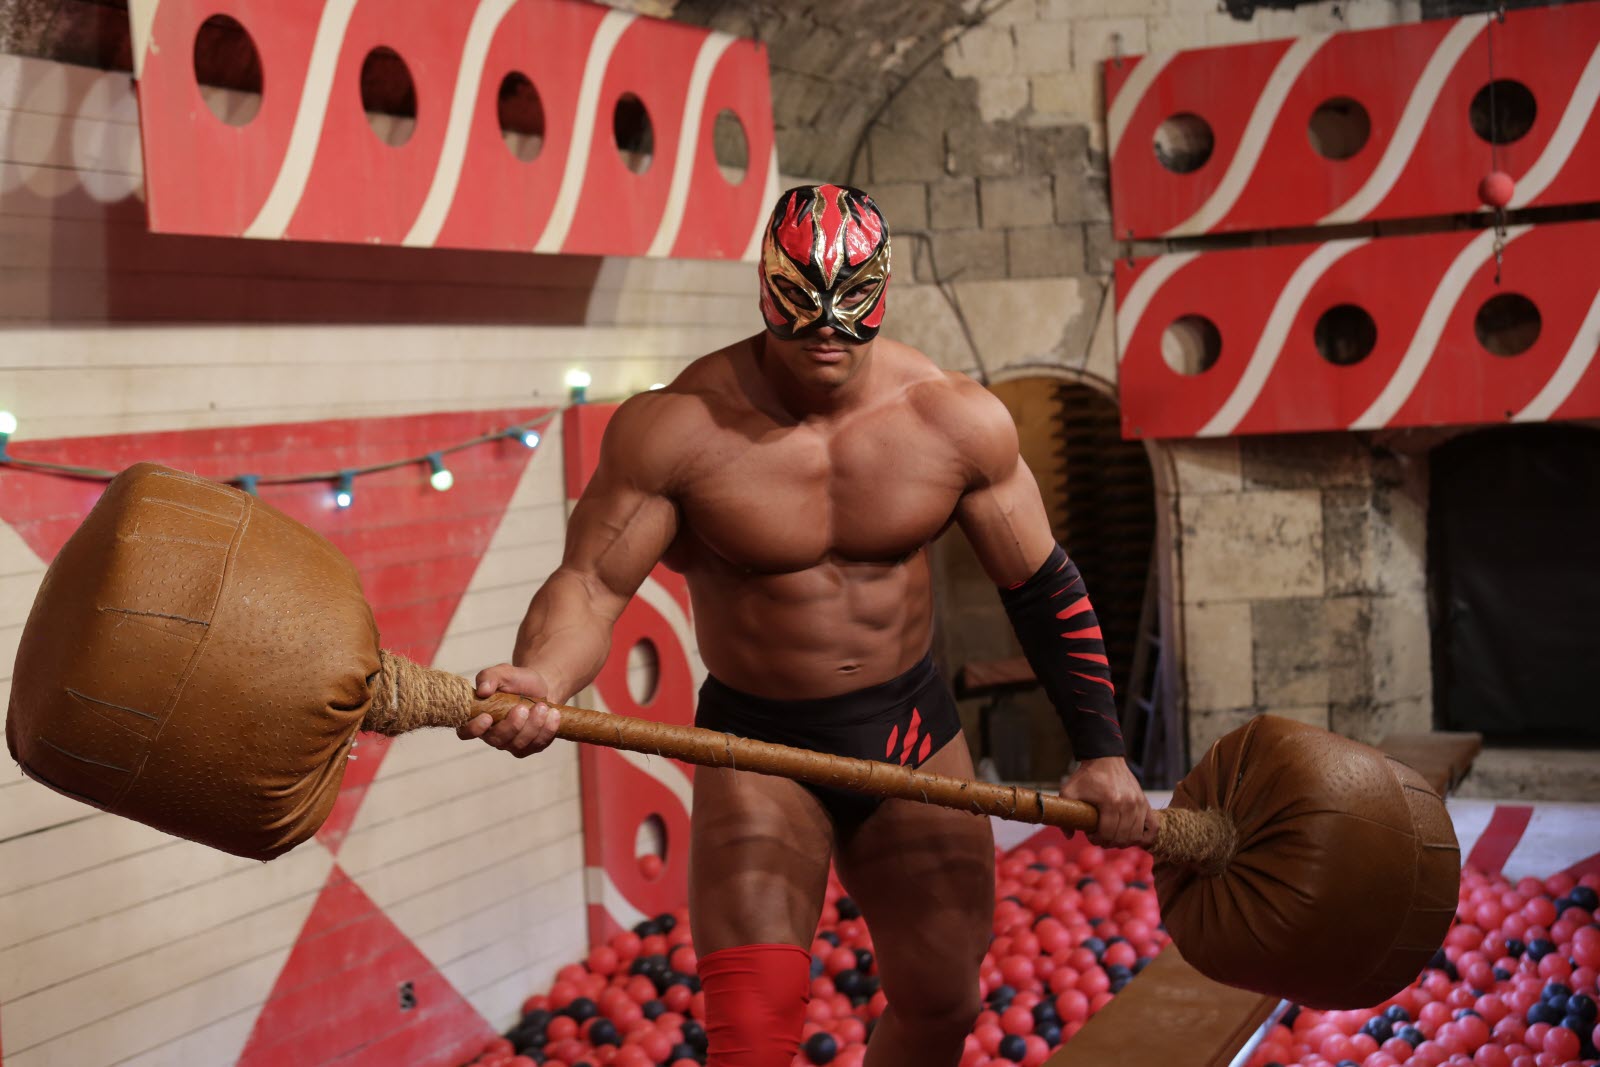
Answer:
[7,463,381,861]
[1156,715,1461,1009]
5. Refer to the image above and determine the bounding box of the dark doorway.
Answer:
[1429,424,1600,743]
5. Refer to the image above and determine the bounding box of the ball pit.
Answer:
[1243,868,1600,1067]
[461,838,1169,1066]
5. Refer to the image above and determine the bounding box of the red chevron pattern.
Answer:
[129,0,776,259]
[0,411,544,1065]
[1115,219,1600,438]
[1107,3,1600,238]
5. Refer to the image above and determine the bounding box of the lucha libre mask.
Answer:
[758,184,892,343]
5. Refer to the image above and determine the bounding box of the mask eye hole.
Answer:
[838,283,875,309]
[772,277,815,309]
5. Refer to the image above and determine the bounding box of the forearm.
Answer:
[511,568,625,703]
[997,544,1126,760]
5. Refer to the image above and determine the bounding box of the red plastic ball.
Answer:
[1479,171,1515,208]
[1000,1004,1035,1036]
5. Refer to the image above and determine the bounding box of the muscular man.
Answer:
[461,185,1155,1067]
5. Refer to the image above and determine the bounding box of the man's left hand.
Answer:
[1059,757,1157,850]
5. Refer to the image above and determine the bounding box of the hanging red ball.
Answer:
[1479,170,1515,209]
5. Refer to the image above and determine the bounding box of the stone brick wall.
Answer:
[1167,434,1433,761]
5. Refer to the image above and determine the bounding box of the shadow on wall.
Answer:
[0,61,607,327]
[936,374,1161,784]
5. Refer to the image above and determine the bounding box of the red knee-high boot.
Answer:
[698,943,811,1066]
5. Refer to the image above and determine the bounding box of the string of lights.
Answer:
[0,408,557,510]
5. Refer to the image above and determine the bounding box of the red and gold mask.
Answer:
[758,184,892,342]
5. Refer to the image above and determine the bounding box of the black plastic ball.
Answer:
[1527,938,1557,961]
[833,969,864,997]
[1032,1001,1059,1025]
[817,931,841,947]
[1397,1026,1424,1047]
[1037,1021,1063,1046]
[681,1020,707,1053]
[587,1019,620,1047]
[632,919,660,937]
[1360,1017,1393,1043]
[998,1034,1027,1062]
[642,999,666,1020]
[564,997,598,1023]
[669,1043,698,1062]
[854,949,874,973]
[1384,1005,1410,1023]
[1569,886,1598,911]
[655,912,677,932]
[1568,993,1597,1022]
[837,897,862,920]
[803,1031,838,1064]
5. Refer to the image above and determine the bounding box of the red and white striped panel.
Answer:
[1115,219,1600,439]
[1107,3,1600,239]
[126,0,777,260]
[562,405,701,945]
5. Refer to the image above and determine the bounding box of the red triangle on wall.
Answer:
[235,864,494,1067]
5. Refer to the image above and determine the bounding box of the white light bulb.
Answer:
[335,490,353,508]
[430,467,454,491]
[565,369,593,389]
[0,411,16,435]
[521,430,541,448]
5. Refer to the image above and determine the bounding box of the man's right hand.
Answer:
[458,664,562,758]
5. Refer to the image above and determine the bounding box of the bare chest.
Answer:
[675,415,967,572]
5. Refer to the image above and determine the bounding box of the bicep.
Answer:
[955,456,1057,588]
[559,471,678,618]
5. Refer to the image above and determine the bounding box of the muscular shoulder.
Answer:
[896,354,1018,488]
[597,388,706,496]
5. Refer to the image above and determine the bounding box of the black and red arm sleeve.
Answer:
[997,543,1125,760]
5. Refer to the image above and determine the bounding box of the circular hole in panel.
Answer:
[193,15,263,126]
[713,108,749,184]
[1154,113,1214,174]
[1469,80,1537,144]
[1161,315,1222,375]
[497,71,545,162]
[1308,97,1371,160]
[1475,292,1541,356]
[626,637,660,706]
[1313,304,1378,366]
[614,93,655,174]
[360,46,417,147]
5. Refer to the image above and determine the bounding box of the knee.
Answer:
[885,981,983,1036]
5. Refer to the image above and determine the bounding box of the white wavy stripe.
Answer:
[585,866,649,929]
[587,688,696,816]
[1509,39,1600,208]
[1513,285,1600,422]
[740,143,780,262]
[634,577,705,693]
[1106,52,1173,160]
[1351,225,1531,430]
[1165,35,1328,237]
[1321,17,1484,225]
[128,0,159,80]
[402,0,518,247]
[645,32,737,257]
[1199,238,1369,437]
[243,0,360,238]
[1114,251,1201,364]
[534,9,636,253]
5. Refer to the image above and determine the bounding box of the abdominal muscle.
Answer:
[684,549,936,699]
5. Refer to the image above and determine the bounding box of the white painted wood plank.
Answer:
[0,778,96,844]
[438,909,581,1003]
[111,1008,258,1067]
[383,834,584,944]
[0,569,44,627]
[0,811,174,897]
[1,834,248,950]
[5,874,325,1053]
[341,741,543,838]
[0,110,142,175]
[0,321,738,370]
[0,839,332,1001]
[5,946,290,1067]
[0,55,140,125]
[413,868,583,972]
[352,797,582,914]
[340,762,579,879]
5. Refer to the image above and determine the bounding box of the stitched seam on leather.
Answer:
[110,489,251,809]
